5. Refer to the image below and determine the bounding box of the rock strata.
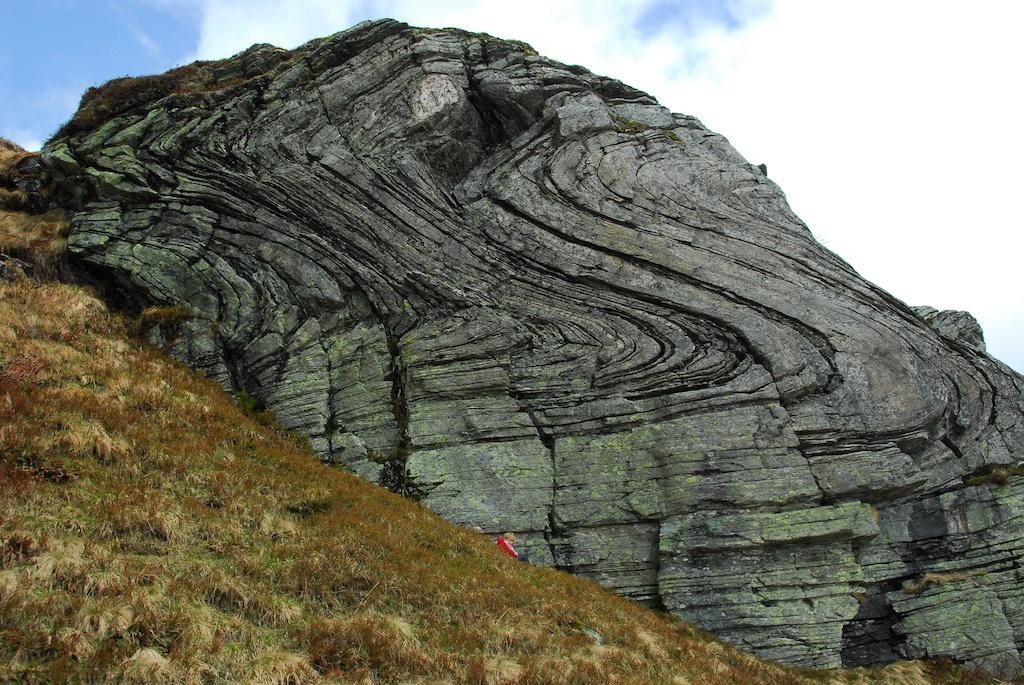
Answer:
[46,19,1024,676]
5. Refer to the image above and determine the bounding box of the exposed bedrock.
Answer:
[46,19,1024,676]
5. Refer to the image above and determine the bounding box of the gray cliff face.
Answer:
[46,19,1024,676]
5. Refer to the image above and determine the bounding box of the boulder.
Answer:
[46,19,1024,674]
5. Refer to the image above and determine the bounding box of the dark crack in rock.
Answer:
[44,19,1024,677]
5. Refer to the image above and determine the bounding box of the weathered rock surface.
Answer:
[913,305,987,352]
[45,19,1024,676]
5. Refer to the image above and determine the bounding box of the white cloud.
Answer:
[130,25,163,58]
[0,129,43,152]
[2,82,86,150]
[191,0,361,58]
[186,0,1022,371]
[664,1,1024,371]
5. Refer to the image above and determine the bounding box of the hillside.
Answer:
[0,185,988,682]
[34,17,1024,677]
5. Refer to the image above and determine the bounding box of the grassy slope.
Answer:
[0,155,990,684]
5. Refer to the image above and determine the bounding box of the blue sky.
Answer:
[2,1,1021,372]
[1,0,759,147]
[0,1,201,147]
[635,0,754,34]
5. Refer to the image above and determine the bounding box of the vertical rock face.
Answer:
[46,19,1024,676]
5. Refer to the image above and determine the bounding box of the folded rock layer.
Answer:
[46,19,1024,677]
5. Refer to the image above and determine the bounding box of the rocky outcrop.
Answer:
[44,19,1024,676]
[913,306,987,352]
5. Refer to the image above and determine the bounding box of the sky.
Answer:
[2,1,1020,372]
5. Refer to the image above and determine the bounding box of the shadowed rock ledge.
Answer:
[44,19,1024,677]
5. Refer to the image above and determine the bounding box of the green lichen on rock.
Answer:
[44,17,1024,678]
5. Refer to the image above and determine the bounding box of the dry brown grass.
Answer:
[0,137,32,183]
[0,139,45,215]
[0,226,995,683]
[0,208,67,251]
[964,465,1024,487]
[54,51,291,139]
[0,187,29,210]
[902,571,984,595]
[55,68,204,138]
[0,207,68,278]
